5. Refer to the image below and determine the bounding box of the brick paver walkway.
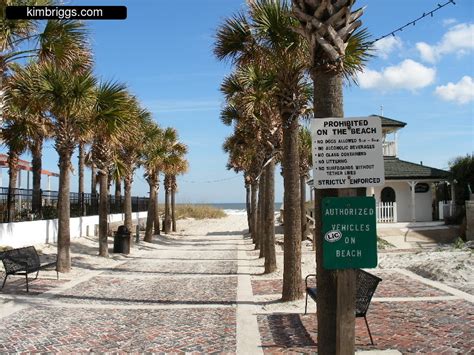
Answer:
[254,267,474,353]
[0,234,245,353]
[1,231,473,353]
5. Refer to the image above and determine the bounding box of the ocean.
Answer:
[205,203,283,215]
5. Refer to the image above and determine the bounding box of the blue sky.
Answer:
[2,0,473,203]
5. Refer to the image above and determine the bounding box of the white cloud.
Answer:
[435,76,474,104]
[416,42,436,63]
[358,59,436,91]
[373,36,403,59]
[442,18,457,27]
[416,23,474,63]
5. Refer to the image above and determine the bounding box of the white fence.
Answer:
[0,211,147,248]
[376,202,397,223]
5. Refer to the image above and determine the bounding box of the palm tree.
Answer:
[162,148,188,233]
[162,130,187,234]
[1,15,91,218]
[141,124,171,242]
[220,58,283,271]
[1,110,29,221]
[1,14,92,122]
[118,101,152,231]
[298,126,312,241]
[292,0,372,351]
[5,63,53,217]
[89,82,132,257]
[38,63,96,272]
[215,0,311,300]
[222,124,262,244]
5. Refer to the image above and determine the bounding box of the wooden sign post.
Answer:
[311,117,383,354]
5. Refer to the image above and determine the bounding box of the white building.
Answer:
[366,115,451,222]
[309,115,452,223]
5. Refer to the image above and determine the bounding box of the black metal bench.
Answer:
[304,269,382,345]
[0,246,58,292]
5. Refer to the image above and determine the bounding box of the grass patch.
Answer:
[174,204,226,220]
[377,236,395,250]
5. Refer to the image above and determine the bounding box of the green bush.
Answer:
[377,236,395,250]
[42,206,58,220]
[175,204,226,219]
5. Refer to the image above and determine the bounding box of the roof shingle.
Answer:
[384,157,451,180]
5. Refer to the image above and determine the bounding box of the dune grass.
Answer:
[174,204,226,220]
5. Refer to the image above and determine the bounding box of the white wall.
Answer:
[0,211,147,248]
[369,181,433,222]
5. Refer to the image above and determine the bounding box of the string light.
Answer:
[370,0,455,44]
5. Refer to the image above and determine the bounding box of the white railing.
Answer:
[376,202,397,223]
[382,141,397,157]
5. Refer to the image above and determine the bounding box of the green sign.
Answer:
[322,197,377,269]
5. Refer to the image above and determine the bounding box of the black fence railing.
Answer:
[0,187,149,223]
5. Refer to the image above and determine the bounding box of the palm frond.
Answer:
[214,12,253,63]
[342,28,374,85]
[38,19,93,71]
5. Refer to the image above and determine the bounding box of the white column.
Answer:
[408,181,418,222]
[394,132,398,157]
[17,170,22,188]
[369,186,375,197]
[27,170,30,191]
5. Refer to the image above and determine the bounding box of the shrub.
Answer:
[175,204,226,219]
[377,236,395,250]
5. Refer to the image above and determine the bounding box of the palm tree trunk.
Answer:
[78,142,85,215]
[154,186,160,235]
[264,159,276,273]
[251,182,258,244]
[124,175,133,232]
[90,163,97,195]
[245,182,251,234]
[171,187,176,232]
[144,178,156,242]
[98,171,109,257]
[255,175,264,251]
[115,178,122,213]
[300,174,307,240]
[57,150,72,272]
[259,170,266,259]
[31,139,43,216]
[313,70,351,354]
[7,151,19,222]
[282,115,302,301]
[164,186,171,234]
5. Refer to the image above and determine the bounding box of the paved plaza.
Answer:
[0,231,473,353]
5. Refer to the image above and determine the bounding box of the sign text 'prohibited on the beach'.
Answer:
[311,117,385,189]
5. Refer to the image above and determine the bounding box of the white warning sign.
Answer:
[311,117,385,189]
